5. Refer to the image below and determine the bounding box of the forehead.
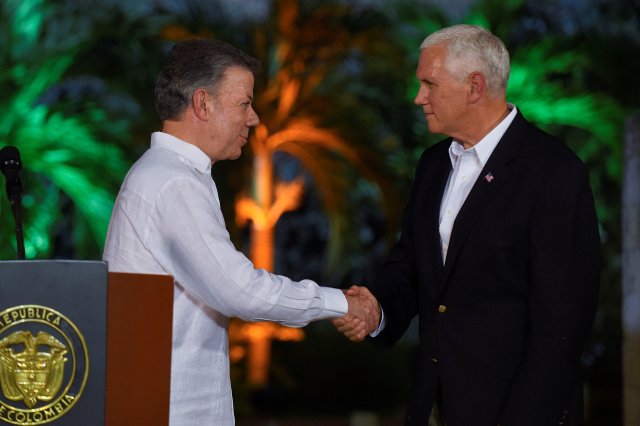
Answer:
[217,66,255,95]
[416,44,449,79]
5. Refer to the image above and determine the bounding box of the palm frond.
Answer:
[0,0,131,259]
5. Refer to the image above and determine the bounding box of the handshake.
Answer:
[332,285,381,342]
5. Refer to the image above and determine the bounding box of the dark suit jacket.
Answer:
[369,112,600,426]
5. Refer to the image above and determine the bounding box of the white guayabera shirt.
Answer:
[103,132,347,426]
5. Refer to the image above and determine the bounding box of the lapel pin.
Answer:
[484,172,494,183]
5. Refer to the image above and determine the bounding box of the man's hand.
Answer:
[332,285,381,342]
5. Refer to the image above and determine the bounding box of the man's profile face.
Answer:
[206,66,260,161]
[414,44,470,139]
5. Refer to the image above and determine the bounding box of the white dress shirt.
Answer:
[103,132,347,426]
[439,104,517,262]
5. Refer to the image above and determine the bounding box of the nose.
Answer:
[247,106,260,127]
[414,85,428,105]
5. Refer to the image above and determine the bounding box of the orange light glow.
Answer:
[229,0,363,389]
[229,320,304,387]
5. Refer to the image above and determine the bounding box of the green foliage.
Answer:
[0,0,130,259]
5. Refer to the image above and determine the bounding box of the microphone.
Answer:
[0,145,26,259]
[0,145,23,202]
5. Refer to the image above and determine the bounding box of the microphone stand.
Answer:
[1,146,26,260]
[9,192,25,260]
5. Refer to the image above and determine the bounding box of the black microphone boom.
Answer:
[0,145,26,259]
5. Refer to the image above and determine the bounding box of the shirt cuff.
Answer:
[320,287,348,318]
[369,306,386,337]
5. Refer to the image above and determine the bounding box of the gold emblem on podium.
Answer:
[0,331,67,407]
[0,305,89,425]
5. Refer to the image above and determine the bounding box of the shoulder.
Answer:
[121,147,205,198]
[416,138,451,167]
[509,112,586,171]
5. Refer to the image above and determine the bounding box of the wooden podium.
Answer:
[0,261,173,426]
[106,271,173,426]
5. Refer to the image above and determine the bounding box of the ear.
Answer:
[468,72,485,103]
[192,89,210,121]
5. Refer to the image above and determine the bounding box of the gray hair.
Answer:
[420,24,510,96]
[155,39,260,121]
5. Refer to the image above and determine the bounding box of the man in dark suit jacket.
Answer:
[334,24,600,425]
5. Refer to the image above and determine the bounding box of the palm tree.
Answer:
[230,0,408,388]
[234,0,405,276]
[0,0,131,259]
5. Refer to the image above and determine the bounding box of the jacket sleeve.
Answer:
[367,154,428,346]
[500,157,600,425]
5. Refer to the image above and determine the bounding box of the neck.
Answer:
[162,119,200,148]
[456,100,510,149]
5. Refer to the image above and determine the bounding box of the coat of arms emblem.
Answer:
[0,305,88,425]
[0,331,68,408]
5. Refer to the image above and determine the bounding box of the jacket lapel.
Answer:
[422,151,451,284]
[441,113,527,283]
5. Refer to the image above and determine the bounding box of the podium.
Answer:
[0,261,173,426]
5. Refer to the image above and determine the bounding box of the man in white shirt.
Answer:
[103,39,379,425]
[334,25,600,426]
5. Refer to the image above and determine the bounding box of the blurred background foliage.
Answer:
[1,0,638,424]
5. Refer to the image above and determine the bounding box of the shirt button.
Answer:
[438,305,447,313]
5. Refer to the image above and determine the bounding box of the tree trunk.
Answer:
[623,112,640,426]
[250,226,275,271]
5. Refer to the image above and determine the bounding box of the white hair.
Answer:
[420,24,510,96]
